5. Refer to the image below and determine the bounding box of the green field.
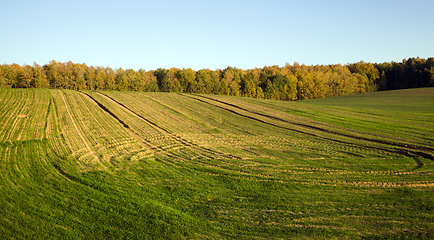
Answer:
[1,88,433,239]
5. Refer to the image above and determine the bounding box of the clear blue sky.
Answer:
[1,0,433,71]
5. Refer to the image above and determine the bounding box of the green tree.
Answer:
[223,68,234,83]
[242,78,256,98]
[241,72,264,99]
[223,67,240,96]
[33,63,50,89]
[176,68,196,93]
[218,79,230,95]
[10,63,23,88]
[154,68,169,92]
[140,70,158,92]
[74,64,87,90]
[95,67,105,90]
[429,67,434,86]
[326,71,344,97]
[349,61,379,92]
[210,70,221,94]
[45,60,60,88]
[104,67,116,90]
[354,73,368,93]
[86,66,97,90]
[20,65,34,88]
[281,74,297,100]
[0,65,10,88]
[166,68,182,92]
[264,80,279,99]
[115,68,128,91]
[297,73,317,100]
[125,69,140,91]
[61,61,75,89]
[197,69,213,94]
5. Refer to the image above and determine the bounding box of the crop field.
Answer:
[1,87,434,239]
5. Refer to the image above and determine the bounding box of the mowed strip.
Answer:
[56,90,103,169]
[0,89,50,143]
[97,92,433,190]
[76,91,153,164]
[86,91,237,160]
[0,89,31,142]
[52,90,152,169]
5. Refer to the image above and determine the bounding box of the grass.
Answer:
[1,87,434,239]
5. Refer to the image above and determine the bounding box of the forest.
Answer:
[0,57,433,101]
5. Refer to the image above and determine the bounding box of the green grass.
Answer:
[1,87,434,239]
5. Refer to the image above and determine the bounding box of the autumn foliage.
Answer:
[1,58,433,100]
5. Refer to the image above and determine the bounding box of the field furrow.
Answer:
[185,93,434,165]
[87,91,238,161]
[1,90,29,142]
[57,90,103,168]
[1,88,433,239]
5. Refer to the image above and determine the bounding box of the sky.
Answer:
[1,0,433,71]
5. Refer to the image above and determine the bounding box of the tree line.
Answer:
[1,57,433,101]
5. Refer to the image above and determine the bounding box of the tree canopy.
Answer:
[1,57,432,101]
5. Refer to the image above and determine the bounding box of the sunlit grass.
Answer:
[1,88,433,239]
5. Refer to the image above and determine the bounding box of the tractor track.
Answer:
[191,94,434,152]
[80,91,130,129]
[81,91,240,160]
[79,91,166,153]
[181,94,434,164]
[123,92,238,159]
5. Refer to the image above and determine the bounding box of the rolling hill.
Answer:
[1,88,434,239]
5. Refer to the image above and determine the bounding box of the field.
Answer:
[1,87,434,239]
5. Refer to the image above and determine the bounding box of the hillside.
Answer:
[1,88,434,239]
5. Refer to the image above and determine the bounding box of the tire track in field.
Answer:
[59,90,92,150]
[79,91,158,152]
[193,95,434,151]
[123,92,241,159]
[105,91,240,160]
[46,95,72,158]
[43,97,52,140]
[82,91,239,160]
[57,90,105,169]
[182,94,434,165]
[76,93,146,163]
[198,94,434,153]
